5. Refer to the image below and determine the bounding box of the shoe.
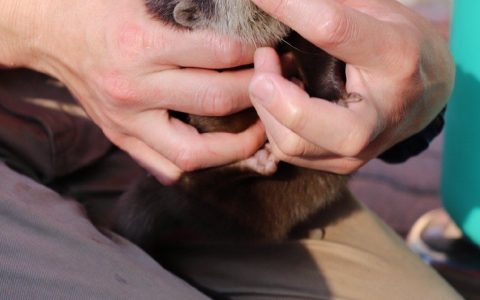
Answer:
[407,208,480,299]
[408,208,480,268]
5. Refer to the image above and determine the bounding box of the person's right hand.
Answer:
[249,0,453,174]
[0,0,266,184]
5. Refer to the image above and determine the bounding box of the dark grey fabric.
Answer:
[0,162,208,300]
[0,68,146,227]
[0,69,111,184]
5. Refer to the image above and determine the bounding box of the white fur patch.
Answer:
[210,0,290,46]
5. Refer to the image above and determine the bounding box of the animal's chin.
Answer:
[232,23,290,47]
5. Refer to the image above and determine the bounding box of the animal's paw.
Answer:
[230,143,279,176]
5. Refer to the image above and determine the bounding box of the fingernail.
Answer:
[251,77,275,105]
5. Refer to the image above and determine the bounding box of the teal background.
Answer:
[441,0,480,246]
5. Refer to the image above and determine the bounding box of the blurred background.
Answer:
[350,0,451,238]
[350,1,480,299]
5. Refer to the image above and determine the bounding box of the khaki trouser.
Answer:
[153,189,462,299]
[0,69,462,299]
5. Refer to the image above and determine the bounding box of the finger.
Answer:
[250,43,379,157]
[251,0,404,67]
[269,141,366,174]
[104,131,182,185]
[135,68,254,116]
[256,101,378,172]
[144,24,256,68]
[130,109,267,171]
[250,71,382,157]
[254,47,283,74]
[251,48,329,158]
[254,102,327,158]
[253,46,301,86]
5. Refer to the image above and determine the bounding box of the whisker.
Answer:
[280,38,326,57]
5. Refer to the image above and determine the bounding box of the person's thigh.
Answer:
[158,191,462,300]
[0,162,207,300]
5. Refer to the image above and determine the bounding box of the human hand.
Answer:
[249,0,454,173]
[1,0,265,184]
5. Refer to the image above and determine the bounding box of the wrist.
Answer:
[0,0,41,68]
[0,0,96,83]
[378,107,446,163]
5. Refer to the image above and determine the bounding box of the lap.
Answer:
[157,192,462,300]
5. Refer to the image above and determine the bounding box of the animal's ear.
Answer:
[173,0,204,29]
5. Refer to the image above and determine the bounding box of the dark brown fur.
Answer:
[108,0,350,253]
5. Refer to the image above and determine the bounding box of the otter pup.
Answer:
[109,0,351,252]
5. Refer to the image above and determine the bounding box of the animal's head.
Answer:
[145,0,290,45]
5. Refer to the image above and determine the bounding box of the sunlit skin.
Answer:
[0,0,265,184]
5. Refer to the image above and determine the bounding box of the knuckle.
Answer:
[386,32,423,83]
[116,24,142,54]
[314,8,351,48]
[400,47,422,82]
[270,144,289,162]
[102,128,135,152]
[102,127,123,145]
[276,135,305,158]
[115,22,154,57]
[212,37,244,67]
[330,159,363,175]
[197,85,235,116]
[172,146,199,172]
[336,127,372,157]
[283,105,306,132]
[100,72,139,107]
